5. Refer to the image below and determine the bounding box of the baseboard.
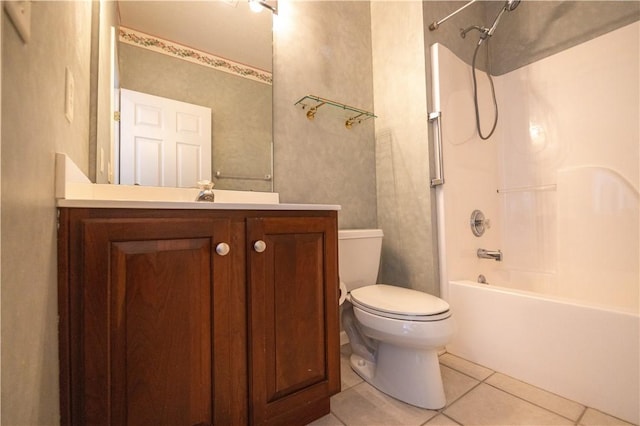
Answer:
[340,330,349,346]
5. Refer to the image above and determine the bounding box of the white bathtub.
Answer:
[446,280,640,424]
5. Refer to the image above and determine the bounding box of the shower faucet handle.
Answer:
[470,210,490,237]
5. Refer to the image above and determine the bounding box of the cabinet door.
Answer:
[64,215,246,425]
[247,215,340,426]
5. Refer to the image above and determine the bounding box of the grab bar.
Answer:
[429,111,445,187]
[215,170,272,181]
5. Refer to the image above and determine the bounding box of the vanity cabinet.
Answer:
[57,208,340,426]
[247,217,340,425]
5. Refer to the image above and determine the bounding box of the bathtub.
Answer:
[446,280,639,424]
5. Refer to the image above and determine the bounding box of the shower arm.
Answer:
[429,0,478,31]
[460,5,510,44]
[460,25,487,39]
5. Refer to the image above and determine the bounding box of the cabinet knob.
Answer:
[215,242,230,256]
[253,240,267,253]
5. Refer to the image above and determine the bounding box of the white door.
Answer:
[120,88,211,187]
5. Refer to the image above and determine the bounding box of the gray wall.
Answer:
[273,1,377,229]
[119,43,273,192]
[1,1,93,424]
[371,1,439,294]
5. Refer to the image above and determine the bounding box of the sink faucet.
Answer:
[195,180,215,202]
[477,248,502,261]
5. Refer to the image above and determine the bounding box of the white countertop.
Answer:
[54,153,340,211]
[57,198,341,211]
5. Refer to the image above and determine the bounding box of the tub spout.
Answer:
[477,248,502,261]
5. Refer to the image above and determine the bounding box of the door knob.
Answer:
[215,242,230,256]
[253,240,267,253]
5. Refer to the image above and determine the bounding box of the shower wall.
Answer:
[438,21,639,312]
[495,21,639,311]
[436,22,639,421]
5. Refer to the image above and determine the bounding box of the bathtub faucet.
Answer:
[477,248,502,261]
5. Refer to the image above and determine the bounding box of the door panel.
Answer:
[77,216,236,425]
[247,216,340,425]
[266,233,325,400]
[134,137,163,186]
[111,238,212,425]
[176,142,203,187]
[120,88,211,187]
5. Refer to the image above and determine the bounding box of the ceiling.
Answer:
[118,1,273,72]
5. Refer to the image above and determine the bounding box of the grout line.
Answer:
[481,379,582,424]
[441,354,590,424]
[335,350,633,426]
[444,357,638,426]
[440,363,495,383]
[439,377,484,413]
[339,381,362,393]
[575,406,588,426]
[441,412,464,426]
[441,360,565,425]
[328,409,348,426]
[460,365,579,424]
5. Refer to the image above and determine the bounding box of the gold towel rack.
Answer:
[294,95,376,129]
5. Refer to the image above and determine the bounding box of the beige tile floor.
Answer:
[308,346,636,426]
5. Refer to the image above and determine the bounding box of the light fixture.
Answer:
[248,0,277,14]
[249,0,263,13]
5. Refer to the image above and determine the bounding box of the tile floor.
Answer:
[308,346,636,426]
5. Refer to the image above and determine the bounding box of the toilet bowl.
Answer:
[339,229,455,409]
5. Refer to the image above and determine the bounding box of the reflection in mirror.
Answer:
[93,1,274,192]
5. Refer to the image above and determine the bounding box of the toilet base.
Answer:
[350,342,446,410]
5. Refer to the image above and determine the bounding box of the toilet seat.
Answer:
[350,284,451,322]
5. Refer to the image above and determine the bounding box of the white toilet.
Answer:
[338,229,454,409]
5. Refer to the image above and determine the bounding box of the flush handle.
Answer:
[253,240,267,253]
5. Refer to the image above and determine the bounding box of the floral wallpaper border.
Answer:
[119,27,273,85]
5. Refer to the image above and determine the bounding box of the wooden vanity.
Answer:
[57,203,340,426]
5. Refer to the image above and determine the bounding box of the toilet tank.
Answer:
[338,229,383,291]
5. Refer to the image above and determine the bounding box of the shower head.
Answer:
[484,0,521,39]
[505,0,521,12]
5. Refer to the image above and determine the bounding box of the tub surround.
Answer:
[433,21,639,425]
[448,280,639,425]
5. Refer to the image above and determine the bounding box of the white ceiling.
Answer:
[118,1,273,72]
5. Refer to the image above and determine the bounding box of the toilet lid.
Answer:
[350,284,450,319]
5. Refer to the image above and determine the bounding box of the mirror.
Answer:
[92,0,274,192]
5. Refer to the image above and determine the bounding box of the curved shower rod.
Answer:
[428,0,479,31]
[429,0,520,34]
